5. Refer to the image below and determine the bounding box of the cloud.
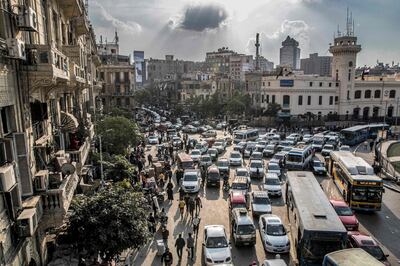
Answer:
[170,4,228,32]
[246,20,311,63]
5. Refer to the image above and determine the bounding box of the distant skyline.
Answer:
[89,0,400,67]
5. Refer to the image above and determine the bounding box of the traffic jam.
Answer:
[137,107,393,266]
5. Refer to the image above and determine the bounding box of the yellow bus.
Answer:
[328,151,383,211]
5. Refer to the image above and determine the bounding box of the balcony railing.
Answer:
[68,137,90,173]
[74,16,89,36]
[59,0,83,18]
[72,63,86,84]
[26,44,69,81]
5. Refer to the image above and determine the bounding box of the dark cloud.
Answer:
[179,4,228,32]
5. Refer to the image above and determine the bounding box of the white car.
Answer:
[251,191,272,217]
[147,136,158,145]
[181,169,202,193]
[263,173,282,197]
[229,151,242,166]
[321,144,335,156]
[213,142,225,154]
[339,145,351,152]
[302,134,313,143]
[203,225,232,265]
[259,215,290,253]
[200,154,212,168]
[172,136,182,147]
[190,149,202,162]
[249,160,264,179]
[267,162,281,177]
[235,167,250,183]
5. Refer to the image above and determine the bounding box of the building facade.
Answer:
[259,56,274,72]
[205,47,236,74]
[229,54,254,81]
[300,53,332,76]
[0,0,100,264]
[146,55,198,82]
[279,36,300,69]
[98,35,136,111]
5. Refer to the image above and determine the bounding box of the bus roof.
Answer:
[234,128,258,134]
[289,145,311,154]
[287,171,347,233]
[324,248,384,266]
[330,151,382,182]
[341,123,389,132]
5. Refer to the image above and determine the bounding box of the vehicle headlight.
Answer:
[286,240,290,246]
[225,257,231,262]
[265,240,272,245]
[206,258,213,263]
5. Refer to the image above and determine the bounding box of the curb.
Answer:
[383,183,400,193]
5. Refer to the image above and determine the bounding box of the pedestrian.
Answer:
[184,194,190,213]
[188,198,195,218]
[178,186,185,200]
[186,233,195,260]
[195,195,202,215]
[178,199,185,219]
[161,247,173,266]
[148,213,156,234]
[147,154,153,166]
[192,215,201,238]
[162,228,169,247]
[166,182,173,201]
[175,234,186,259]
[176,168,183,186]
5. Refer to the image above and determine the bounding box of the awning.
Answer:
[60,111,79,132]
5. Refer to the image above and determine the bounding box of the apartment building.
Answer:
[0,0,100,264]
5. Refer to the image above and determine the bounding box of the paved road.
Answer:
[131,131,400,266]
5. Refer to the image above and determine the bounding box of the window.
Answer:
[266,95,270,103]
[388,106,394,118]
[335,96,338,103]
[349,61,353,67]
[261,95,264,103]
[309,82,313,87]
[329,96,333,105]
[389,90,396,98]
[1,107,14,135]
[298,95,303,105]
[268,82,271,86]
[373,107,379,118]
[336,82,339,87]
[335,70,339,81]
[307,96,311,105]
[116,98,121,106]
[319,96,323,105]
[125,98,130,106]
[364,90,371,99]
[283,95,290,106]
[347,90,350,100]
[329,82,332,87]
[319,82,323,87]
[374,90,381,98]
[100,72,105,80]
[272,95,276,103]
[263,82,265,86]
[354,90,361,99]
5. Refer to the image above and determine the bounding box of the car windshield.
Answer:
[206,236,228,248]
[250,162,262,168]
[265,178,280,185]
[361,246,385,261]
[266,145,275,150]
[231,153,241,158]
[268,164,280,170]
[273,155,283,161]
[334,206,353,216]
[237,224,255,235]
[313,161,324,167]
[184,174,198,181]
[352,187,382,203]
[302,239,345,263]
[254,197,270,204]
[208,172,219,179]
[191,151,201,155]
[287,154,303,163]
[218,160,229,167]
[208,150,217,155]
[266,224,286,236]
[324,145,334,150]
[236,171,248,177]
[202,157,211,162]
[231,183,247,190]
[313,139,324,145]
[235,133,245,139]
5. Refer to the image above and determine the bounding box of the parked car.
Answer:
[347,232,390,265]
[229,151,242,166]
[203,225,232,266]
[249,160,264,179]
[311,159,327,176]
[213,141,225,154]
[229,192,248,210]
[263,173,282,197]
[251,191,272,217]
[330,199,359,231]
[259,214,290,253]
[302,134,313,143]
[181,169,202,193]
[244,142,257,157]
[231,176,251,197]
[262,258,287,266]
[172,136,182,147]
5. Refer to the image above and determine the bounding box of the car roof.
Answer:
[264,215,282,224]
[232,176,248,183]
[265,172,279,179]
[205,225,225,237]
[253,191,269,198]
[218,158,229,162]
[201,154,211,158]
[233,208,253,224]
[330,199,349,208]
[236,168,249,172]
[250,160,263,164]
[351,234,378,246]
[231,151,241,155]
[230,192,246,203]
[184,169,200,174]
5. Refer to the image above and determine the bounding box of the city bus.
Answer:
[233,129,259,144]
[339,124,389,146]
[323,248,384,266]
[286,144,313,170]
[328,151,383,211]
[286,171,347,266]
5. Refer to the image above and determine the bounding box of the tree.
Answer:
[264,103,282,117]
[68,185,150,262]
[104,155,136,182]
[225,93,251,116]
[107,107,132,119]
[97,116,142,155]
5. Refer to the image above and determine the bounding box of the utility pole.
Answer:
[255,33,260,71]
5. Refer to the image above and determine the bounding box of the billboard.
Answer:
[134,51,144,84]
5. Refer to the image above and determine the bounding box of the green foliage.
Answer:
[92,152,136,182]
[97,116,142,155]
[106,107,133,119]
[68,186,150,262]
[225,93,252,115]
[264,102,282,117]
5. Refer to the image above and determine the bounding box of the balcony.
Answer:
[74,16,89,36]
[41,173,79,229]
[68,137,90,174]
[70,63,86,85]
[62,44,80,62]
[59,0,83,18]
[25,44,70,86]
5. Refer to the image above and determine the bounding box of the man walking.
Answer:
[195,195,202,215]
[186,233,195,260]
[192,215,201,238]
[174,234,186,259]
[188,198,195,218]
[162,228,170,247]
[161,247,173,266]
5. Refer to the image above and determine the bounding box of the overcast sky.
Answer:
[89,0,400,67]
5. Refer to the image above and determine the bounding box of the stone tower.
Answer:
[329,10,361,115]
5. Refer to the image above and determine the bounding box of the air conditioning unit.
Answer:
[6,38,26,60]
[17,208,38,237]
[34,170,48,192]
[17,7,38,32]
[0,164,16,192]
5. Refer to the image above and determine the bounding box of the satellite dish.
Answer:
[61,163,76,176]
